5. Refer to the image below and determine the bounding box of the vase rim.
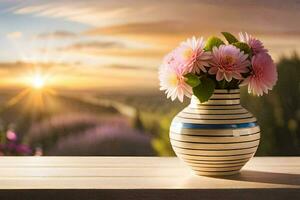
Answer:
[190,89,241,105]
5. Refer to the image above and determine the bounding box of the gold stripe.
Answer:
[188,105,243,109]
[210,93,240,99]
[180,158,250,164]
[214,89,240,93]
[170,126,260,135]
[173,117,257,124]
[193,170,241,176]
[178,112,253,119]
[170,132,260,143]
[173,146,257,156]
[187,162,247,168]
[171,140,259,150]
[176,153,254,161]
[182,158,251,164]
[184,107,247,114]
[190,165,243,171]
[203,99,240,105]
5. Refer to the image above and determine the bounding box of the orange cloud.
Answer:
[56,39,166,58]
[36,31,77,39]
[11,1,300,60]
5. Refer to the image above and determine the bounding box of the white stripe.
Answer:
[187,162,247,168]
[180,157,252,163]
[178,112,253,119]
[183,107,247,114]
[193,170,241,176]
[188,105,243,109]
[191,165,243,172]
[173,117,257,124]
[170,126,260,135]
[214,89,240,93]
[171,140,259,150]
[210,93,240,99]
[176,153,254,161]
[203,99,240,105]
[170,132,260,143]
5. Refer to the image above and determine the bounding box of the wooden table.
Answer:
[0,157,299,199]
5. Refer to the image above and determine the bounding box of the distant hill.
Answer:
[0,90,155,156]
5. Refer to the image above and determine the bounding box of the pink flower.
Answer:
[239,32,268,55]
[242,53,277,96]
[6,130,17,141]
[175,36,211,73]
[208,45,250,82]
[159,51,192,102]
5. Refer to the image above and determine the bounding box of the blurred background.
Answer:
[0,0,299,156]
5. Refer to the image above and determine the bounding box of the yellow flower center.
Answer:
[168,73,179,86]
[224,55,235,65]
[182,48,193,60]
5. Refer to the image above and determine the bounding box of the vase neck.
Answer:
[190,89,241,106]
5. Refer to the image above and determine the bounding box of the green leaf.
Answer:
[184,73,200,87]
[221,32,239,44]
[232,42,251,55]
[218,79,227,89]
[204,36,225,51]
[193,77,216,103]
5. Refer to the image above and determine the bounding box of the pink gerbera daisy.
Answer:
[239,32,268,55]
[242,53,277,96]
[159,51,192,102]
[175,36,211,73]
[208,45,250,82]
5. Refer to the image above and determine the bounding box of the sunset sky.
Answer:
[0,0,299,90]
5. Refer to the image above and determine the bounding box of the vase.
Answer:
[170,89,260,176]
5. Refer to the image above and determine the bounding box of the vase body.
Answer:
[170,89,260,176]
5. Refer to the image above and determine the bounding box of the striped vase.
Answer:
[170,89,260,176]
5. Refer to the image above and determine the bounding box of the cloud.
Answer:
[6,31,23,39]
[57,40,165,58]
[83,20,208,47]
[0,61,47,72]
[10,1,300,49]
[2,0,300,91]
[108,64,156,71]
[84,21,191,35]
[12,1,138,26]
[36,30,77,39]
[62,47,164,58]
[84,21,300,39]
[62,41,124,50]
[83,20,300,55]
[0,61,73,74]
[11,1,300,31]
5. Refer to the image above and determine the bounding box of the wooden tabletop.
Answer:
[0,157,299,199]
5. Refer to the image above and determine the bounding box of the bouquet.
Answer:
[159,32,278,102]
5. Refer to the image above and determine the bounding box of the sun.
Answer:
[31,74,46,89]
[5,71,57,111]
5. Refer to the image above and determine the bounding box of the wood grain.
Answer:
[0,157,299,199]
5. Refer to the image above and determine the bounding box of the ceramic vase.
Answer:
[170,89,260,176]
